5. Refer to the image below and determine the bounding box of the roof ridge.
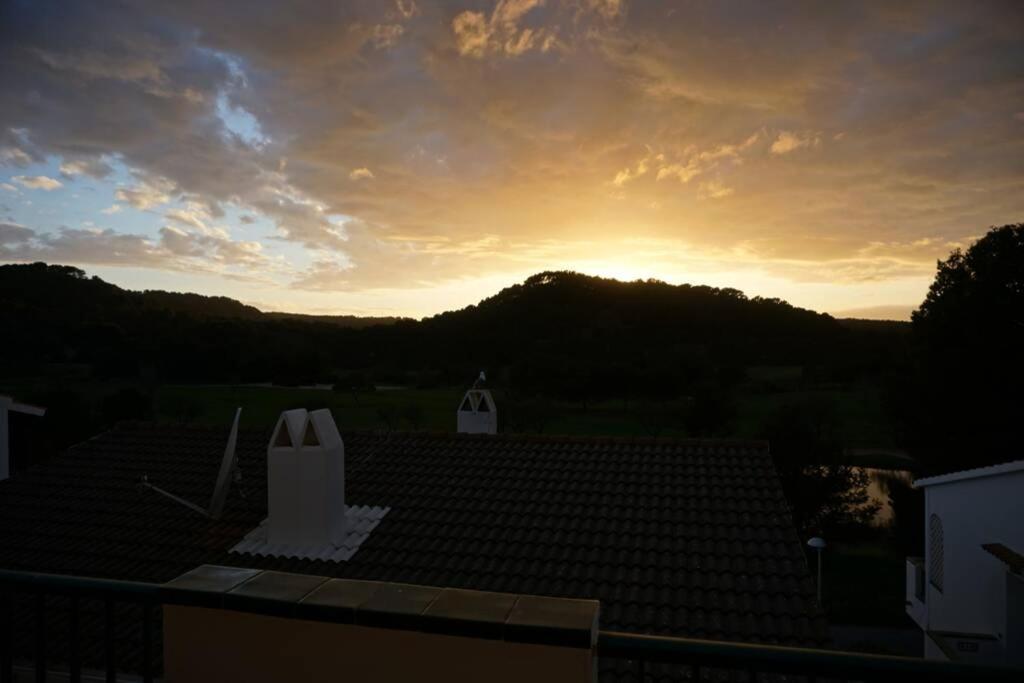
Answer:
[76,421,770,449]
[341,429,770,448]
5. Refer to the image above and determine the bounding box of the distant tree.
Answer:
[685,383,737,436]
[401,403,424,430]
[909,223,1024,471]
[334,372,374,403]
[160,391,204,421]
[100,387,154,425]
[765,400,879,538]
[886,475,924,556]
[375,404,398,431]
[502,395,552,434]
[635,399,674,437]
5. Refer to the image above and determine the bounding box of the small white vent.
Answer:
[457,389,497,434]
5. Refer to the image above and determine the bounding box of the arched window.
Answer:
[929,514,944,592]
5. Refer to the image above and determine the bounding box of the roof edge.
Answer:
[914,459,1024,489]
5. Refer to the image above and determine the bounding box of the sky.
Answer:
[1,1,1022,320]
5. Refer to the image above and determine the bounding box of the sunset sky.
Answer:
[1,1,1022,319]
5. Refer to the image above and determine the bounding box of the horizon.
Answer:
[10,261,919,321]
[2,2,1022,320]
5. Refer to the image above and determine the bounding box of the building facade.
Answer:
[905,460,1024,665]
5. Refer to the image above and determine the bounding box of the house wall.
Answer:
[164,605,595,683]
[924,469,1024,642]
[905,558,927,629]
[1005,572,1024,666]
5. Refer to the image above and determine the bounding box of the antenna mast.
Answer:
[139,408,242,519]
[209,407,242,519]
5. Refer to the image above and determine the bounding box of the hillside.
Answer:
[0,263,905,394]
[264,311,404,328]
[0,262,396,323]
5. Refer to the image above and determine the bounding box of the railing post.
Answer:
[33,592,44,683]
[1,589,11,683]
[142,603,153,683]
[69,596,80,683]
[104,598,115,683]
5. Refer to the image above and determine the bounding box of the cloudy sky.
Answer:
[1,1,1022,319]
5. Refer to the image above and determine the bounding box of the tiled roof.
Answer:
[0,422,827,657]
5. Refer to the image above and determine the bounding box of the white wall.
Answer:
[924,469,1024,640]
[1005,572,1024,665]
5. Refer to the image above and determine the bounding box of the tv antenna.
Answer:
[139,407,243,520]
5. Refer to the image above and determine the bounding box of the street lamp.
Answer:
[807,537,826,605]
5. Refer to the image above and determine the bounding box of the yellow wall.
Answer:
[164,605,595,683]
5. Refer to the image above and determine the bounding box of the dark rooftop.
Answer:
[0,422,827,650]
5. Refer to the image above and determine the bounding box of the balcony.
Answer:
[2,565,1022,683]
[906,556,928,628]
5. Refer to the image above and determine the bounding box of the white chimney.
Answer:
[267,408,346,548]
[457,389,497,434]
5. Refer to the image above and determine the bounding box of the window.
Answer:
[929,513,944,592]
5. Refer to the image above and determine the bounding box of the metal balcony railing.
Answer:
[2,568,1022,683]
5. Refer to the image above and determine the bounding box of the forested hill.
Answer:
[413,271,847,390]
[0,262,262,320]
[0,263,397,323]
[0,263,902,394]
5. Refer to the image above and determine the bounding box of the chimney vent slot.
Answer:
[273,424,293,448]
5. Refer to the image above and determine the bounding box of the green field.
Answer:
[151,381,895,441]
[3,369,901,446]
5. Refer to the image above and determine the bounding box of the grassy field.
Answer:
[155,384,717,436]
[3,369,901,445]
[152,381,897,441]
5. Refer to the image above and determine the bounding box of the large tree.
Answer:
[765,400,879,538]
[909,223,1024,471]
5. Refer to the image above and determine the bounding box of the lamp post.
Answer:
[807,537,826,605]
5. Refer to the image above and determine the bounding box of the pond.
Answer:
[857,467,914,526]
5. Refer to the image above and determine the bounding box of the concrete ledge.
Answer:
[163,565,599,683]
[162,565,600,648]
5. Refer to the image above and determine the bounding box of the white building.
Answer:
[456,372,497,435]
[905,459,1024,665]
[0,395,46,482]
